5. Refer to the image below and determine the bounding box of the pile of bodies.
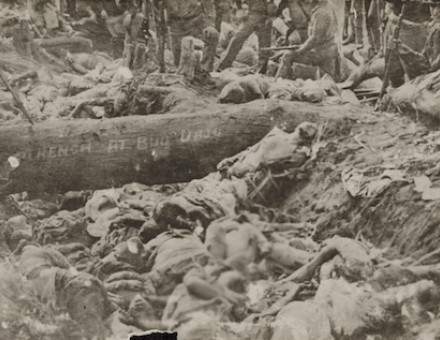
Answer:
[1,0,440,338]
[2,122,440,340]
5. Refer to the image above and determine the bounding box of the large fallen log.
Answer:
[0,100,364,194]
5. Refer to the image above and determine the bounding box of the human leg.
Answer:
[353,0,367,46]
[218,14,259,70]
[255,16,271,74]
[169,19,187,68]
[189,15,219,73]
[275,50,300,79]
[367,0,383,54]
[276,49,339,80]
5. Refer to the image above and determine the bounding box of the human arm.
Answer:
[183,268,221,300]
[387,38,418,56]
[72,4,99,26]
[46,248,72,269]
[216,270,248,304]
[388,39,430,76]
[119,308,167,331]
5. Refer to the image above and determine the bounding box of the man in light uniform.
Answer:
[276,0,342,81]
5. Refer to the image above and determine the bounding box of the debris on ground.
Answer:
[2,0,440,339]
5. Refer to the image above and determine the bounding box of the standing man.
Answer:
[367,0,384,55]
[383,0,431,87]
[347,0,384,54]
[351,0,368,48]
[217,0,277,73]
[388,0,440,79]
[275,0,342,81]
[122,1,151,69]
[153,0,219,77]
[215,0,234,32]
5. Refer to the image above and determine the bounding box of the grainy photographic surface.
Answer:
[0,0,440,339]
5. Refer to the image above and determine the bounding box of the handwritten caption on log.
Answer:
[14,128,222,161]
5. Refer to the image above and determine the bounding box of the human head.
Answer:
[139,219,163,243]
[296,121,318,146]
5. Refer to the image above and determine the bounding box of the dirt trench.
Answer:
[3,93,440,260]
[279,109,440,260]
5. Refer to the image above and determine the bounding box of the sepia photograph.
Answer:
[0,0,439,339]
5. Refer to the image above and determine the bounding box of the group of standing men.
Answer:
[68,0,440,87]
[142,0,345,80]
[68,0,344,80]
